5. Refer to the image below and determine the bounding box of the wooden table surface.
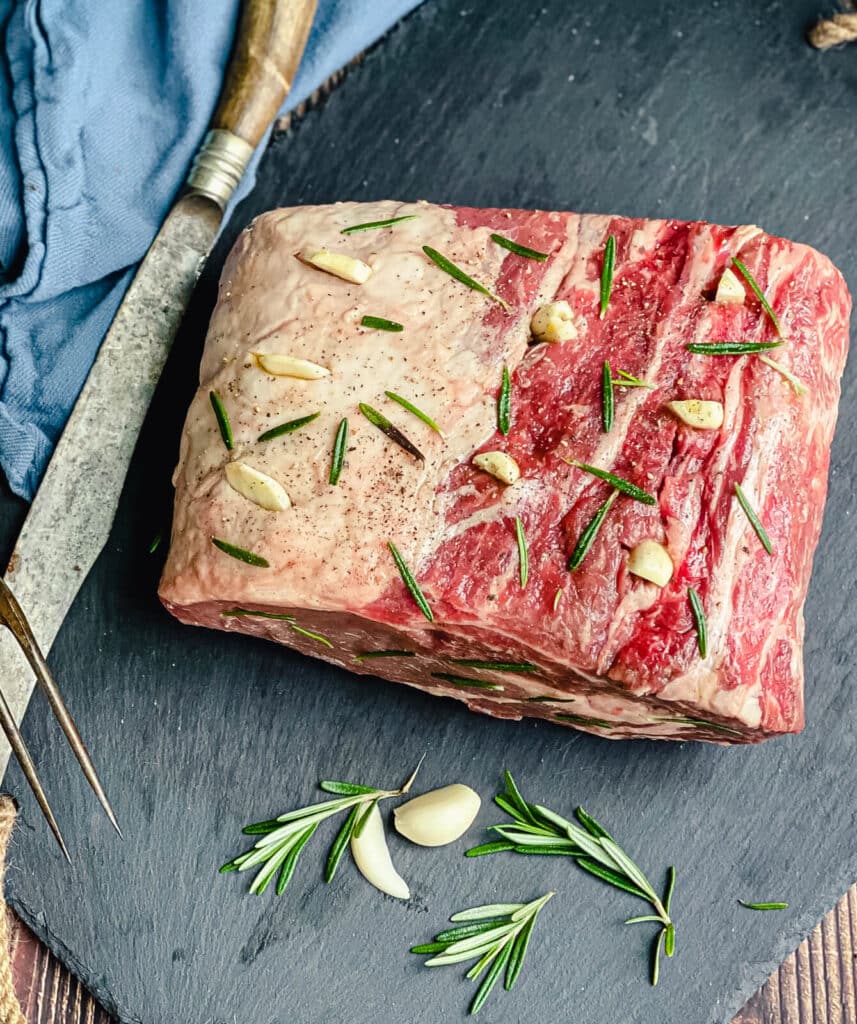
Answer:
[7,887,857,1024]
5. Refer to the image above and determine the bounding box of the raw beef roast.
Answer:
[159,201,850,743]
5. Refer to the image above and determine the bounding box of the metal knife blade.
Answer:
[0,195,222,773]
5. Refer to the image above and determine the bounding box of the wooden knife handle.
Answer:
[214,0,317,147]
[187,0,318,208]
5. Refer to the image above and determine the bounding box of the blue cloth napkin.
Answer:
[0,0,423,500]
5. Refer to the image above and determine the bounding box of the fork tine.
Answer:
[0,577,121,837]
[0,683,70,861]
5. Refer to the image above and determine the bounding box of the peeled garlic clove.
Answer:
[254,353,330,379]
[472,451,520,485]
[628,539,674,587]
[350,804,409,900]
[393,784,481,847]
[665,399,724,430]
[303,250,372,284]
[715,267,745,305]
[530,301,577,343]
[225,462,291,511]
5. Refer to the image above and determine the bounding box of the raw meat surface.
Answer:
[159,201,850,743]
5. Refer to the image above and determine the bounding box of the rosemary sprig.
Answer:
[686,340,783,355]
[734,483,773,555]
[211,538,269,568]
[423,246,510,312]
[258,412,320,442]
[222,608,296,622]
[431,673,504,691]
[498,365,512,436]
[388,541,434,622]
[613,369,654,389]
[567,461,657,505]
[514,516,528,588]
[450,659,538,673]
[221,764,421,894]
[360,403,425,461]
[290,625,333,648]
[599,235,616,318]
[732,257,782,337]
[688,587,707,657]
[467,772,676,986]
[354,649,416,661]
[209,390,233,450]
[567,489,619,571]
[341,214,418,234]
[490,233,549,261]
[411,892,554,1015]
[601,360,614,431]
[329,418,349,485]
[361,315,404,332]
[738,900,788,911]
[384,392,445,436]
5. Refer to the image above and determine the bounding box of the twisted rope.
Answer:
[0,800,24,1024]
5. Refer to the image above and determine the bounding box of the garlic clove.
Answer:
[254,353,330,379]
[628,539,674,587]
[350,804,410,900]
[665,399,724,430]
[715,267,745,305]
[393,784,481,847]
[302,250,373,284]
[472,451,521,485]
[530,301,577,343]
[225,462,291,511]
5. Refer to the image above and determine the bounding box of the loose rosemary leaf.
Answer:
[600,234,616,317]
[567,489,619,570]
[732,257,782,336]
[209,390,233,450]
[602,360,614,432]
[388,541,434,622]
[361,315,404,332]
[431,673,503,691]
[498,365,512,436]
[490,233,549,261]
[341,214,418,234]
[211,538,269,567]
[738,900,788,911]
[515,516,528,588]
[734,482,774,554]
[329,417,349,485]
[687,340,783,355]
[384,391,445,435]
[360,403,425,461]
[422,245,510,312]
[688,586,707,657]
[258,412,320,442]
[569,461,656,505]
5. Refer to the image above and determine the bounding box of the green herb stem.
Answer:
[734,483,774,555]
[258,412,320,442]
[602,361,614,432]
[329,418,349,485]
[388,541,434,622]
[450,659,538,673]
[569,461,656,505]
[567,489,619,571]
[210,391,233,450]
[732,257,782,337]
[360,403,425,461]
[599,235,616,318]
[687,341,784,356]
[211,538,269,567]
[688,586,707,658]
[738,900,788,911]
[514,516,528,588]
[423,245,510,312]
[384,391,445,436]
[498,365,512,436]
[341,214,418,234]
[361,315,404,332]
[431,673,504,691]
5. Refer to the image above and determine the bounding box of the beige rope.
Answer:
[0,800,24,1024]
[808,12,857,49]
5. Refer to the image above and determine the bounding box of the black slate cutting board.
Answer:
[2,2,856,1022]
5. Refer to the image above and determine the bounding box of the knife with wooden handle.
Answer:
[0,1,317,808]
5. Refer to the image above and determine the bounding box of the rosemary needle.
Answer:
[388,541,434,622]
[384,391,445,436]
[341,214,418,234]
[209,390,233,450]
[601,361,614,432]
[329,418,349,485]
[599,234,616,318]
[211,538,269,568]
[732,257,782,337]
[734,483,773,555]
[498,365,512,436]
[738,900,788,911]
[567,489,619,571]
[490,233,549,261]
[688,587,707,657]
[568,461,656,505]
[423,245,510,312]
[514,516,528,588]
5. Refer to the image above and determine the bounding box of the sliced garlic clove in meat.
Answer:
[715,267,745,305]
[302,250,373,284]
[350,803,410,900]
[225,462,291,512]
[254,353,330,379]
[665,399,724,430]
[530,301,577,343]
[628,540,674,587]
[472,451,521,485]
[393,784,481,847]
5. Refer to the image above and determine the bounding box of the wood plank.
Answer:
[7,885,856,1024]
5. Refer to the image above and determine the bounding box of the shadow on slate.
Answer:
[1,1,856,1022]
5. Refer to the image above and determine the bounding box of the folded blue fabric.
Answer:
[0,0,423,500]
